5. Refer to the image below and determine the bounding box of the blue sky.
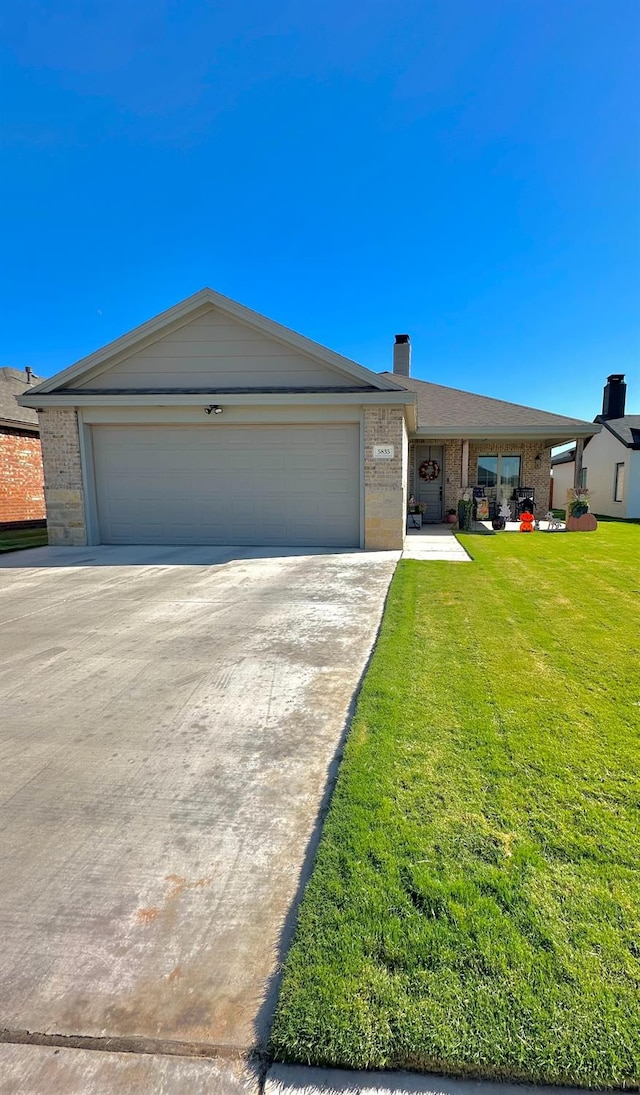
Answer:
[1,0,638,420]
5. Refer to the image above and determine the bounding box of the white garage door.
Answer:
[92,424,360,547]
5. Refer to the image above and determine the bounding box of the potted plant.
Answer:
[446,508,457,524]
[457,490,474,532]
[566,488,597,532]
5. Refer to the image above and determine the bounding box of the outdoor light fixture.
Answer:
[534,452,542,468]
[204,405,223,415]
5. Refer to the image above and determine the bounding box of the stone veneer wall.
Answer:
[364,407,407,549]
[408,439,552,515]
[38,408,87,546]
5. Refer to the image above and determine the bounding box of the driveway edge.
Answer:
[265,1063,628,1095]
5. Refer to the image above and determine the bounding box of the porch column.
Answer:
[364,407,407,550]
[461,440,469,488]
[573,438,584,490]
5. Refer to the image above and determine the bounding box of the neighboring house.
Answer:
[550,375,640,519]
[0,367,46,525]
[18,289,597,550]
[551,446,577,510]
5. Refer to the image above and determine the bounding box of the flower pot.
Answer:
[566,513,598,532]
[446,514,457,524]
[407,512,422,529]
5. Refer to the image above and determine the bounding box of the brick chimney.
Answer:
[393,334,411,377]
[602,374,626,419]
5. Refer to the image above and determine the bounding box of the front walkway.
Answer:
[403,523,471,561]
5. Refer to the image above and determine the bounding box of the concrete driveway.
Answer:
[0,545,397,1065]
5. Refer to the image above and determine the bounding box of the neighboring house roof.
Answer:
[551,447,576,466]
[0,367,43,430]
[594,415,640,450]
[379,373,598,442]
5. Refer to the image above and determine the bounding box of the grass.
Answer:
[270,522,640,1089]
[0,526,48,553]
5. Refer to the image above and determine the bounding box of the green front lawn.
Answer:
[0,527,48,553]
[271,522,640,1089]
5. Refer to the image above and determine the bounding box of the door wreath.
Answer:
[418,459,440,481]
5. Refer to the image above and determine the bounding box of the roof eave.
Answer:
[412,423,600,443]
[600,420,639,449]
[0,415,40,432]
[18,390,418,411]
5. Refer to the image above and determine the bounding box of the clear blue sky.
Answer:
[1,0,639,420]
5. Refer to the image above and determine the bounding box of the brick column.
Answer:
[38,408,87,546]
[364,408,407,549]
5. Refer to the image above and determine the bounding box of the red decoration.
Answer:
[519,510,535,533]
[418,459,440,482]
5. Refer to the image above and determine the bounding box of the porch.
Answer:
[407,438,553,523]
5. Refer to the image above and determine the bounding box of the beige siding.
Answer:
[551,460,574,510]
[74,308,370,391]
[581,427,631,517]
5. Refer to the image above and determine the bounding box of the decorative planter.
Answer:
[457,500,473,531]
[566,513,598,532]
[407,512,423,529]
[446,514,457,524]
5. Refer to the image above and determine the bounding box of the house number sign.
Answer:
[373,444,395,459]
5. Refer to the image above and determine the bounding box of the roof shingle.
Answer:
[0,368,43,430]
[379,372,596,435]
[595,415,640,450]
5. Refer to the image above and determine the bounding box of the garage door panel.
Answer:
[92,424,360,547]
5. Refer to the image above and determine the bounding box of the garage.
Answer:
[91,422,361,547]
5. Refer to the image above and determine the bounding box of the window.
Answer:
[614,462,625,502]
[477,454,521,497]
[477,455,498,488]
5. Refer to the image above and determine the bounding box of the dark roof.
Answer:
[551,447,576,466]
[0,368,43,430]
[379,373,596,435]
[594,415,640,450]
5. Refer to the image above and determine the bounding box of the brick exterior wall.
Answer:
[468,442,552,514]
[0,427,46,523]
[364,407,407,549]
[38,408,87,546]
[409,439,552,516]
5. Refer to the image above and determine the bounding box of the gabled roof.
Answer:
[380,373,599,442]
[551,447,576,466]
[23,288,406,397]
[0,368,43,430]
[594,415,640,450]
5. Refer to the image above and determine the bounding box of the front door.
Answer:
[416,445,444,523]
